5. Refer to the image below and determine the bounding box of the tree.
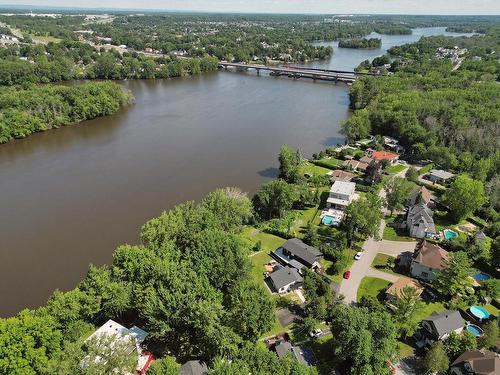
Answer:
[444,331,477,358]
[435,251,473,296]
[147,357,180,375]
[384,177,414,215]
[341,108,371,142]
[479,321,499,350]
[478,279,500,303]
[490,236,500,268]
[405,166,419,182]
[330,304,398,374]
[423,342,449,374]
[443,174,486,222]
[278,145,301,183]
[253,179,297,220]
[0,310,63,375]
[393,286,423,338]
[343,193,383,247]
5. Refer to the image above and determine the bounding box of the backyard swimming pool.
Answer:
[470,306,490,320]
[322,215,340,226]
[466,324,484,337]
[474,272,492,282]
[443,229,458,240]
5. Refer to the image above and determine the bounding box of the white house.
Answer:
[326,181,357,210]
[426,169,454,184]
[416,310,464,347]
[268,266,303,293]
[406,202,436,239]
[410,241,449,282]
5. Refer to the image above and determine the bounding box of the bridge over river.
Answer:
[218,62,377,83]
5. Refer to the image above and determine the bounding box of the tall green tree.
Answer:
[341,108,371,142]
[253,179,297,220]
[435,251,473,296]
[393,286,423,338]
[343,193,383,247]
[423,342,449,374]
[278,145,301,183]
[444,331,477,358]
[443,174,486,222]
[384,177,415,215]
[479,321,499,350]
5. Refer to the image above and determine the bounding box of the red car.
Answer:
[343,270,351,279]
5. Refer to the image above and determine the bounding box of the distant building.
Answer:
[83,320,152,375]
[275,341,308,365]
[268,266,303,293]
[450,350,500,375]
[330,169,355,182]
[410,240,449,282]
[326,181,357,210]
[366,150,399,164]
[343,159,370,172]
[277,238,323,269]
[407,186,433,208]
[180,360,209,375]
[426,169,454,184]
[416,310,465,346]
[406,202,436,239]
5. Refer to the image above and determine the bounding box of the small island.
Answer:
[338,37,382,49]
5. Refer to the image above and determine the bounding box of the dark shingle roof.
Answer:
[269,266,303,291]
[423,310,464,338]
[452,350,500,375]
[275,341,307,365]
[282,238,322,267]
[179,360,208,375]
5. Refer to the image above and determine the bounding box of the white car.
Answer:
[309,328,323,338]
[354,252,363,260]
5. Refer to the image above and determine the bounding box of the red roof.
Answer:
[372,151,399,161]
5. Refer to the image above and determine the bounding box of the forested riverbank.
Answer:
[0,82,132,143]
[338,38,382,49]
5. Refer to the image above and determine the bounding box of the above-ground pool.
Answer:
[322,215,340,226]
[443,229,458,240]
[470,306,490,320]
[474,272,492,282]
[466,324,484,337]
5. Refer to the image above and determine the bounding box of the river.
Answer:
[0,27,471,317]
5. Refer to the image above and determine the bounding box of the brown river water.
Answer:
[0,27,473,316]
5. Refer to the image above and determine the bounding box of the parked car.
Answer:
[354,252,363,260]
[309,328,323,338]
[343,270,351,279]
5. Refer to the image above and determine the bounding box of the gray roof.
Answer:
[269,266,303,291]
[282,238,322,267]
[180,360,208,375]
[424,310,464,337]
[408,203,436,234]
[429,169,454,180]
[275,341,307,365]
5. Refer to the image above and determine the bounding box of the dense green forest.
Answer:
[0,82,131,143]
[338,38,382,49]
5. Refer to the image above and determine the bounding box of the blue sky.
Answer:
[1,0,499,14]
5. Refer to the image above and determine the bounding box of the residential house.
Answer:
[450,350,500,375]
[268,266,303,294]
[326,181,357,210]
[406,186,433,208]
[406,202,436,239]
[366,150,399,164]
[180,360,209,375]
[410,241,449,282]
[276,238,323,269]
[386,277,424,303]
[83,320,153,375]
[330,169,355,182]
[343,159,369,172]
[275,341,308,365]
[415,310,465,347]
[475,231,487,243]
[426,169,454,184]
[359,156,374,164]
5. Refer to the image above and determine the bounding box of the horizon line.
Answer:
[0,4,499,16]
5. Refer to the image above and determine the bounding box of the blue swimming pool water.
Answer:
[466,324,483,337]
[443,229,458,240]
[474,272,491,282]
[322,216,339,226]
[470,306,490,320]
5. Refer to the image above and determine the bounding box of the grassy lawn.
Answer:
[398,341,414,358]
[311,158,343,170]
[291,206,321,236]
[325,248,358,284]
[484,304,499,318]
[249,251,274,287]
[241,226,286,252]
[414,301,446,323]
[386,164,407,174]
[418,163,434,175]
[383,216,415,242]
[357,277,390,302]
[371,253,398,275]
[300,161,331,177]
[30,34,62,43]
